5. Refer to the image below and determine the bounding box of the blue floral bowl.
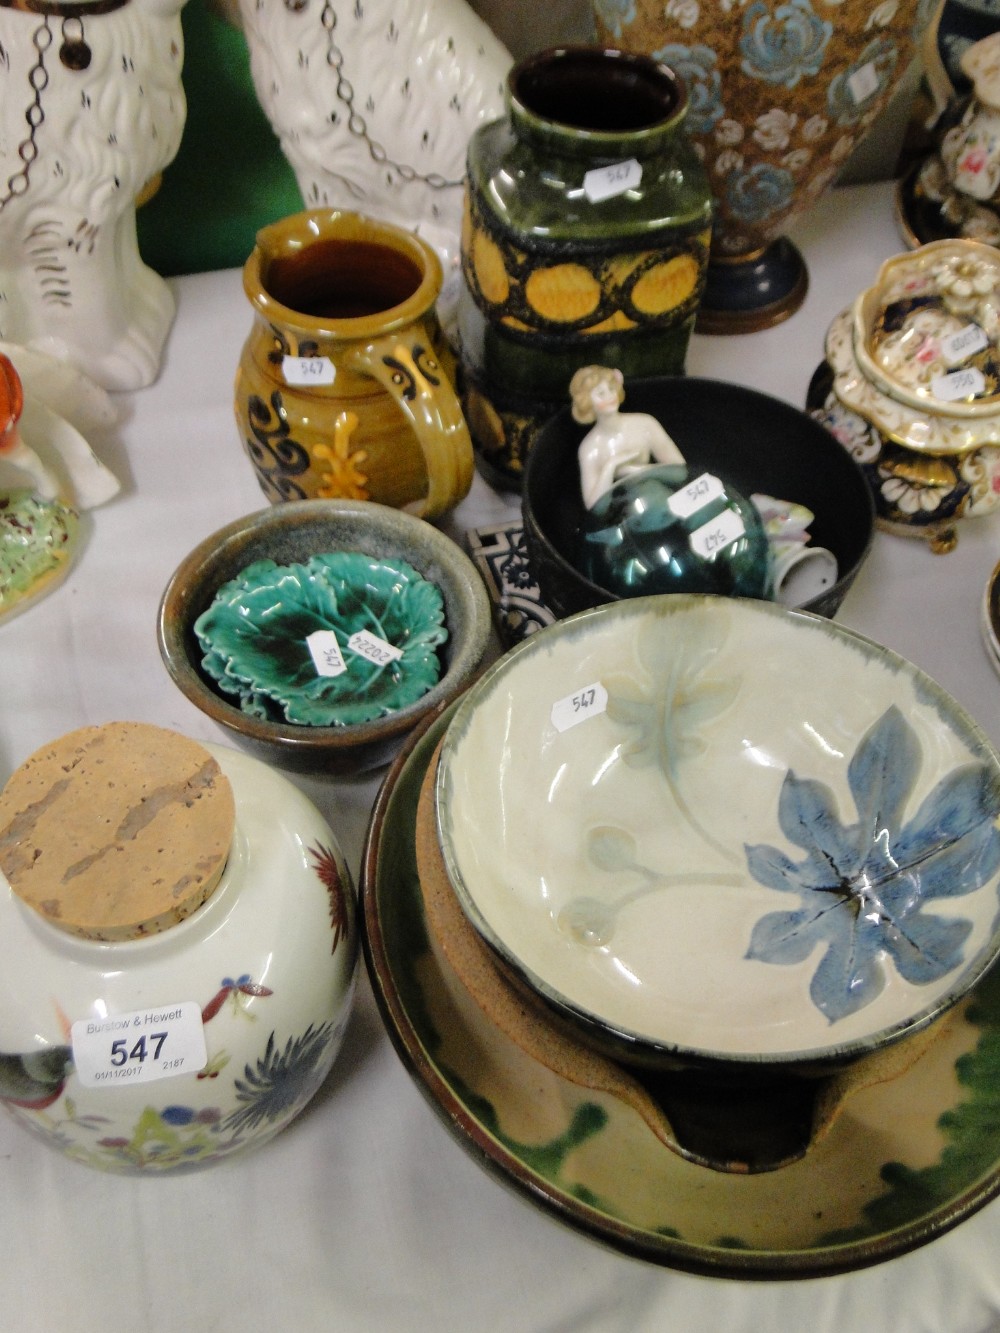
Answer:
[435,596,1000,1075]
[158,501,492,776]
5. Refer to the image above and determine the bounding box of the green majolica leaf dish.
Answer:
[194,552,447,727]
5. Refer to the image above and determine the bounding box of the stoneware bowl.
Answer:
[158,500,492,775]
[523,377,874,622]
[808,240,1000,553]
[435,596,1000,1080]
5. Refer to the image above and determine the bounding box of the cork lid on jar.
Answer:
[0,722,236,942]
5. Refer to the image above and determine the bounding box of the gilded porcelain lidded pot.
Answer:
[0,722,357,1172]
[913,32,1000,246]
[808,239,1000,552]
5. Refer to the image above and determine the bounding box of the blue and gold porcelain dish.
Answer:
[435,596,1000,1074]
[158,500,492,776]
[194,551,447,727]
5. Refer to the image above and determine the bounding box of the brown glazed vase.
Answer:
[593,0,937,332]
[235,210,473,521]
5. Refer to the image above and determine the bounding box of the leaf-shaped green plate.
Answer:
[194,551,447,727]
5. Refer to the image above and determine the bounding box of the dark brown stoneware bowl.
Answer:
[158,500,492,776]
[523,376,875,621]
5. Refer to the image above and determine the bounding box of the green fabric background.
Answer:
[136,1,303,277]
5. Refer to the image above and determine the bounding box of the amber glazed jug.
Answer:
[235,210,474,521]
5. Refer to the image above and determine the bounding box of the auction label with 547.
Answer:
[71,1002,208,1088]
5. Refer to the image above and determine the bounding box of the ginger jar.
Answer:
[0,722,357,1173]
[458,45,712,490]
[808,239,1000,552]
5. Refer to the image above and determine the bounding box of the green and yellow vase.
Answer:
[458,45,713,491]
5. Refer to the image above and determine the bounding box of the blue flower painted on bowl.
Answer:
[592,0,636,40]
[745,705,1000,1025]
[194,552,447,727]
[827,37,899,126]
[739,0,833,88]
[724,162,795,223]
[654,43,724,136]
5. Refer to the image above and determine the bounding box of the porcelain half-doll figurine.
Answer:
[570,367,838,606]
[571,365,686,510]
[572,366,773,601]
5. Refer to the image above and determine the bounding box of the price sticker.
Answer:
[307,629,348,677]
[932,367,986,402]
[71,1003,208,1089]
[847,61,879,105]
[689,506,746,559]
[282,355,336,387]
[583,158,643,203]
[667,471,725,520]
[347,629,403,666]
[550,682,608,733]
[941,323,989,366]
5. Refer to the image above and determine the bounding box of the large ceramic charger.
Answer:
[435,596,1000,1070]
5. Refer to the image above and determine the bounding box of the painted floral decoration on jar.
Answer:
[0,722,357,1173]
[594,0,937,331]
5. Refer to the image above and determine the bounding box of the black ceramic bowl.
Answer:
[523,376,875,620]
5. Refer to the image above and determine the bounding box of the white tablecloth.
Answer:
[3,180,1000,1333]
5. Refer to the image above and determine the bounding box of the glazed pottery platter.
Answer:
[362,707,1000,1277]
[435,597,1000,1066]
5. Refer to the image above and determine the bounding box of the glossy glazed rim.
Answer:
[982,558,1000,678]
[507,45,689,150]
[361,705,1000,1279]
[245,207,443,342]
[434,595,1000,1070]
[157,500,492,768]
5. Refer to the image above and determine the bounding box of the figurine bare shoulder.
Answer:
[571,366,685,509]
